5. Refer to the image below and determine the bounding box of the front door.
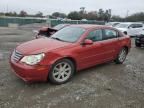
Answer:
[128,24,143,36]
[76,29,106,69]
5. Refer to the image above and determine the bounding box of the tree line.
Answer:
[0,8,144,22]
[0,11,43,18]
[51,8,111,22]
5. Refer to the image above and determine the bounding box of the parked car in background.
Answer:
[35,24,70,39]
[115,22,144,36]
[81,19,88,21]
[105,22,120,27]
[135,31,144,47]
[10,25,131,84]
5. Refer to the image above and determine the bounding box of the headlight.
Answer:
[21,53,45,65]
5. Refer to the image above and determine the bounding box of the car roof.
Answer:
[119,22,143,25]
[108,22,120,24]
[69,24,112,29]
[58,24,70,26]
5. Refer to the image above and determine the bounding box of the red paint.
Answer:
[10,25,131,82]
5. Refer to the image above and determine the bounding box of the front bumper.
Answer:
[135,38,144,44]
[10,58,51,82]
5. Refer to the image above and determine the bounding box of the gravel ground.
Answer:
[0,26,144,108]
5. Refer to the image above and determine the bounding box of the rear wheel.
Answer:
[115,48,128,64]
[48,59,75,84]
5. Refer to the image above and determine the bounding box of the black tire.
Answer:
[48,59,75,85]
[115,48,128,64]
[135,42,141,47]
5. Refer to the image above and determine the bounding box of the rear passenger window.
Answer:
[136,24,143,28]
[129,24,136,28]
[130,24,143,28]
[103,29,117,40]
[86,30,102,42]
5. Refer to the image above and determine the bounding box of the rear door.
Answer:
[100,29,120,61]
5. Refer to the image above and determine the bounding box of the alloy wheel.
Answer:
[118,48,127,63]
[52,62,72,82]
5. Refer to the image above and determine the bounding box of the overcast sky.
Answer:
[0,0,144,17]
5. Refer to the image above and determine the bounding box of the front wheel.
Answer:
[115,48,128,64]
[48,59,75,84]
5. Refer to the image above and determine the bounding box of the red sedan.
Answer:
[10,25,131,84]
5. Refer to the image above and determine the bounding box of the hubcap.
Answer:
[119,49,127,62]
[52,62,72,82]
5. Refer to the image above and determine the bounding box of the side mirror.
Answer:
[82,39,93,45]
[33,30,39,39]
[128,26,133,29]
[123,31,127,35]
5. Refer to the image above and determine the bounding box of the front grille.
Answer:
[12,50,23,61]
[136,37,140,41]
[141,38,144,41]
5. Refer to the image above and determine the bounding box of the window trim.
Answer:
[102,29,119,40]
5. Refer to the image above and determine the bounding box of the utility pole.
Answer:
[125,10,129,22]
[126,10,129,17]
[80,7,85,14]
[6,4,8,13]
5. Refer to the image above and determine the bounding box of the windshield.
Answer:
[51,26,86,43]
[105,22,119,27]
[53,24,67,30]
[115,24,129,28]
[105,22,113,26]
[113,23,120,27]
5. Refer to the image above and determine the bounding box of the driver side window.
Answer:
[86,29,102,42]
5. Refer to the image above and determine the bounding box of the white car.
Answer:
[115,22,144,36]
[81,19,87,21]
[105,22,120,27]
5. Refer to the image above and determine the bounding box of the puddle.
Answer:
[0,33,20,35]
[0,53,3,60]
[0,83,4,87]
[0,51,10,60]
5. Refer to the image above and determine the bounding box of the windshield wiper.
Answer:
[51,37,64,41]
[51,37,71,43]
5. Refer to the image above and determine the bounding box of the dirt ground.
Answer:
[0,26,144,108]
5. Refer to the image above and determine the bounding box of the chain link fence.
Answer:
[0,17,105,27]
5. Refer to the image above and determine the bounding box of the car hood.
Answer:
[139,31,144,35]
[115,28,127,32]
[16,38,72,55]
